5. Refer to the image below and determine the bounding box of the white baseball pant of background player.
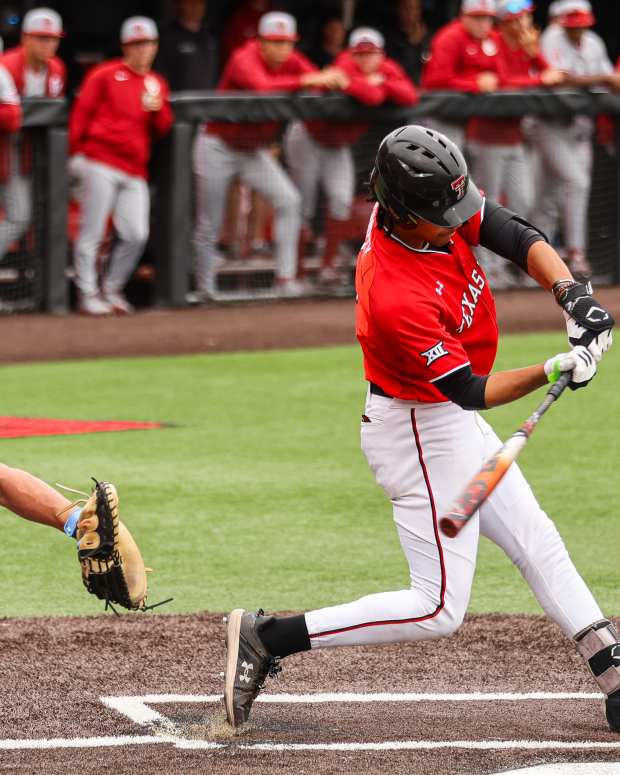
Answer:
[305,391,603,647]
[467,141,534,288]
[283,121,354,229]
[71,154,149,297]
[0,140,31,260]
[193,133,302,295]
[532,119,593,257]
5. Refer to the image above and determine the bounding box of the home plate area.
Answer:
[2,613,620,774]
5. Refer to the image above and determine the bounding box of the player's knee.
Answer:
[430,603,466,639]
[273,185,301,214]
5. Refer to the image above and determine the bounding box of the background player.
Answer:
[0,8,65,263]
[221,125,620,735]
[193,11,347,301]
[70,16,173,315]
[421,0,498,147]
[536,0,620,279]
[285,26,417,288]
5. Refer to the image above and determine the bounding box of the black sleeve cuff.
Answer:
[433,364,488,410]
[479,200,547,272]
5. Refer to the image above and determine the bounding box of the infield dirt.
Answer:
[2,614,620,774]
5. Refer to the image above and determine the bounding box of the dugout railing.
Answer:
[7,91,620,311]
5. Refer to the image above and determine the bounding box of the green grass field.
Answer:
[0,331,618,619]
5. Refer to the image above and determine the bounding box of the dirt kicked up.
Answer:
[2,613,620,775]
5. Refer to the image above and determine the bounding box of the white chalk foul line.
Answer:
[0,692,612,753]
[102,691,604,710]
[3,737,620,753]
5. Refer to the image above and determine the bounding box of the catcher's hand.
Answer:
[76,479,148,610]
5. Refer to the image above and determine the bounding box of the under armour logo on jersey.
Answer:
[239,660,254,683]
[450,175,466,200]
[115,70,129,81]
[420,341,449,366]
[435,281,444,296]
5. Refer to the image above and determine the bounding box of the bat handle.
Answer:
[547,371,571,400]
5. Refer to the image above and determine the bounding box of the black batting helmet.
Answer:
[370,125,482,228]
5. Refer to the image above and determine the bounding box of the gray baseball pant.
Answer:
[533,122,593,253]
[467,141,532,215]
[283,121,354,224]
[193,133,301,292]
[0,143,31,259]
[71,154,149,296]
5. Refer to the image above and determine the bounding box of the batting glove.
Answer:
[553,280,614,360]
[544,345,597,391]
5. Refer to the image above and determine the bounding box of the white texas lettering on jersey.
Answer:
[456,268,485,334]
[420,340,449,366]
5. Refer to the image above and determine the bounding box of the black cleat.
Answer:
[223,608,281,728]
[606,691,620,732]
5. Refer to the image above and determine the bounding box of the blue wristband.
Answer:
[63,507,82,538]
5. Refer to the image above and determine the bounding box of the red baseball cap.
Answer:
[560,9,595,27]
[257,12,299,41]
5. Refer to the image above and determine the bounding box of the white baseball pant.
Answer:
[193,133,301,293]
[71,154,150,296]
[0,141,32,259]
[533,120,593,254]
[468,141,533,288]
[283,122,354,224]
[305,391,603,648]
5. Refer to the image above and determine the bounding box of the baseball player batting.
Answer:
[221,125,618,734]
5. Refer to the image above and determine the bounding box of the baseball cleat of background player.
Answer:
[223,608,281,728]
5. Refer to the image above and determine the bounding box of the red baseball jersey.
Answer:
[421,20,501,92]
[468,31,549,145]
[355,204,499,403]
[305,50,418,148]
[207,40,316,150]
[69,59,173,179]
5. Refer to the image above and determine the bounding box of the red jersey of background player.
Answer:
[305,50,417,149]
[355,203,498,403]
[422,19,500,92]
[207,39,316,150]
[70,59,172,179]
[468,29,549,145]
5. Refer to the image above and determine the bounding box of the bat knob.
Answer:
[439,516,460,539]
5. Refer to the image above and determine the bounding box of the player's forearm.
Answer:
[484,365,548,408]
[526,240,573,290]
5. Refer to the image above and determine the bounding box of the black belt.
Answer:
[369,382,394,399]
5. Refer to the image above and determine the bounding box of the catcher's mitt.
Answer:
[76,479,148,611]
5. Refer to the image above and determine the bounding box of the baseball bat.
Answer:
[439,371,572,539]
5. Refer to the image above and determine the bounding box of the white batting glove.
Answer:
[564,311,613,363]
[544,345,597,391]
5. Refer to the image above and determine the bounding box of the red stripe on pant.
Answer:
[309,408,446,640]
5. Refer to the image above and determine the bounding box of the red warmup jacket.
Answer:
[0,46,65,182]
[207,39,316,150]
[305,50,418,148]
[70,59,173,179]
[468,30,549,145]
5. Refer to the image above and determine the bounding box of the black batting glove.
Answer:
[553,280,614,358]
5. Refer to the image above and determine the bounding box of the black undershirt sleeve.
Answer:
[433,364,489,410]
[478,200,547,272]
